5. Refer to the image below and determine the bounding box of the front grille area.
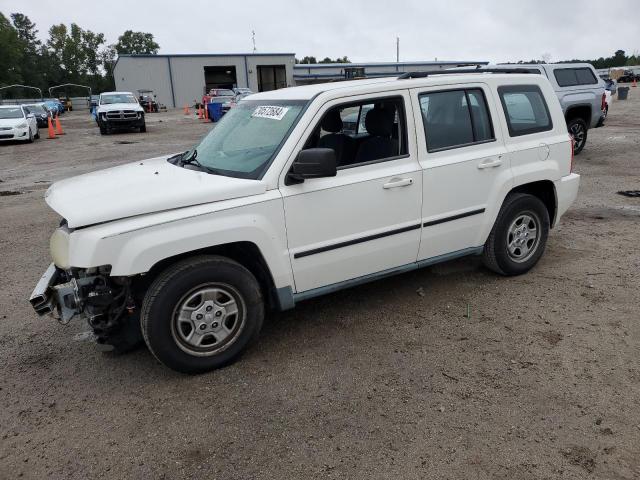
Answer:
[0,134,14,139]
[0,127,12,131]
[105,110,138,120]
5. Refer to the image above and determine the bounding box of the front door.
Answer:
[280,91,423,293]
[410,84,512,261]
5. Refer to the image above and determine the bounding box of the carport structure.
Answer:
[0,84,43,102]
[48,83,92,98]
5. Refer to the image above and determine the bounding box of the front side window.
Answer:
[419,88,495,152]
[303,96,407,168]
[192,100,306,179]
[498,85,552,136]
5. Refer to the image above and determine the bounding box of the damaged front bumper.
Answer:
[29,263,128,325]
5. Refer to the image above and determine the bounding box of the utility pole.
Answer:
[252,30,256,53]
[396,37,400,63]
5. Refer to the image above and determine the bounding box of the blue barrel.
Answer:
[207,102,223,122]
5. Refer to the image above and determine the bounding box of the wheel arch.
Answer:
[508,180,557,227]
[565,104,592,126]
[132,241,284,311]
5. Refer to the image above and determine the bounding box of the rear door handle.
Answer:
[383,178,413,189]
[477,157,502,169]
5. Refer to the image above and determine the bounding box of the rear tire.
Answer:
[567,117,587,155]
[141,255,264,373]
[483,193,550,276]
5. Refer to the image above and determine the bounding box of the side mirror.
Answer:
[287,148,337,185]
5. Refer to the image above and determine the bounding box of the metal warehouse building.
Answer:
[114,54,488,108]
[114,53,297,108]
[293,60,488,84]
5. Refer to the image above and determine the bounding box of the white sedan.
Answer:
[0,105,39,143]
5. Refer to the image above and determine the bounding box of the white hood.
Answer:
[45,156,267,228]
[97,103,144,113]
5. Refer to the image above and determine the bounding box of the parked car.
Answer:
[601,77,617,95]
[59,97,73,111]
[89,95,99,113]
[30,70,580,373]
[43,99,64,116]
[232,87,254,101]
[602,89,612,120]
[0,105,39,142]
[616,70,640,83]
[137,90,159,112]
[206,88,236,113]
[482,63,605,154]
[95,91,146,134]
[23,103,50,128]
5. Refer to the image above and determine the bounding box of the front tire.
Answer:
[27,128,33,143]
[483,193,550,276]
[567,117,587,155]
[141,255,264,373]
[139,122,146,133]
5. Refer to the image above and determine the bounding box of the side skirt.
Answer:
[277,246,484,310]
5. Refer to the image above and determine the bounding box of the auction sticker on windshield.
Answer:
[252,105,290,120]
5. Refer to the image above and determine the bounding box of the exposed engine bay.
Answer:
[30,265,142,351]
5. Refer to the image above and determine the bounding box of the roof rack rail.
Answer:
[397,68,537,80]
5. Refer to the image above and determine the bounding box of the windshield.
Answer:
[215,90,235,97]
[190,100,306,179]
[100,94,137,105]
[0,107,24,119]
[25,105,46,114]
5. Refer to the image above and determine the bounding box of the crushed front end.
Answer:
[29,262,142,351]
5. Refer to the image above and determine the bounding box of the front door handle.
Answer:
[383,177,413,189]
[477,157,503,169]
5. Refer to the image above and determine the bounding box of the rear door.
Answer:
[410,83,512,260]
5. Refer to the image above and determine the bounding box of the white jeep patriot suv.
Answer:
[31,70,580,373]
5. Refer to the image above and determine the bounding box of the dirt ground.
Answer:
[1,93,639,480]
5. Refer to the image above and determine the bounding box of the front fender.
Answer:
[67,192,294,289]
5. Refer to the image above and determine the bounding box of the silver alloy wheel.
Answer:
[506,211,541,263]
[171,283,246,356]
[569,122,586,151]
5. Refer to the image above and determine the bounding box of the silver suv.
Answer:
[484,63,605,154]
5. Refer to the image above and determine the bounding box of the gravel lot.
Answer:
[1,93,639,480]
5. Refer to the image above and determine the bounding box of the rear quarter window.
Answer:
[498,85,553,137]
[554,67,598,87]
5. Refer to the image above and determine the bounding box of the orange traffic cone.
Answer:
[183,104,190,115]
[54,115,65,135]
[46,116,57,139]
[198,105,204,119]
[633,78,637,88]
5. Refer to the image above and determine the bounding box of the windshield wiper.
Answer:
[178,149,222,175]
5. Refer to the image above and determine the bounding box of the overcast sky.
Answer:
[2,0,638,64]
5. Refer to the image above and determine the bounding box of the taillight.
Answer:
[601,93,606,111]
[569,134,575,172]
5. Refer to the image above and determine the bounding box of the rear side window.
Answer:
[498,85,553,137]
[554,67,598,87]
[419,88,494,152]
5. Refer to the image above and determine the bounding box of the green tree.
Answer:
[10,13,41,87]
[297,56,317,64]
[115,30,159,55]
[0,13,23,85]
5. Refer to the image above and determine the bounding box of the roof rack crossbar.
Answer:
[397,68,537,80]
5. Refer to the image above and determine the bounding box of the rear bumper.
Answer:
[553,173,580,227]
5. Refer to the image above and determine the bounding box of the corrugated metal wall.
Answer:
[114,54,296,109]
